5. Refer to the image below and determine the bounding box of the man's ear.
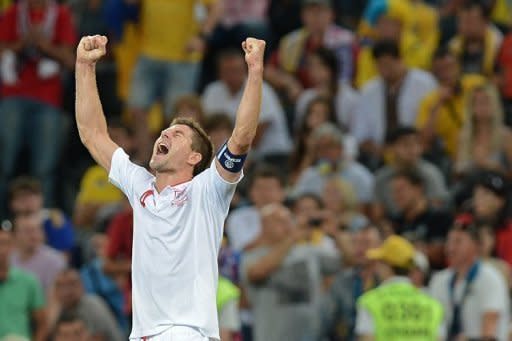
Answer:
[188,151,203,167]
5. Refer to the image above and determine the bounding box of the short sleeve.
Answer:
[197,160,243,212]
[355,306,374,336]
[28,275,45,311]
[108,148,149,200]
[219,299,241,331]
[479,267,508,313]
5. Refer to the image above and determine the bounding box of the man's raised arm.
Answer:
[216,38,266,182]
[75,35,118,171]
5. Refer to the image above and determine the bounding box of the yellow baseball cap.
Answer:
[366,235,415,269]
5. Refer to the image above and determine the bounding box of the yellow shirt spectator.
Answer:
[491,0,511,28]
[139,0,216,62]
[76,165,124,205]
[416,75,486,158]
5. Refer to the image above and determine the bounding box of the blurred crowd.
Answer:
[2,0,512,340]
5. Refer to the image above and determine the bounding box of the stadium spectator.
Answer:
[265,0,357,102]
[355,0,435,88]
[469,170,512,266]
[429,216,510,340]
[8,176,75,254]
[417,47,486,160]
[80,233,127,333]
[308,225,382,341]
[355,235,445,340]
[455,84,512,177]
[387,169,453,269]
[52,268,124,341]
[373,127,448,220]
[0,0,76,209]
[202,48,292,161]
[352,40,437,168]
[217,275,241,341]
[0,221,48,341]
[292,123,374,208]
[448,0,502,78]
[240,203,337,341]
[295,47,360,131]
[170,94,206,126]
[11,214,67,295]
[203,113,234,152]
[128,0,221,164]
[226,166,285,252]
[73,119,134,229]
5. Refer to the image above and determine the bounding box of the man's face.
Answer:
[249,177,284,208]
[149,124,201,173]
[375,55,400,83]
[10,191,43,216]
[301,5,333,34]
[307,54,332,87]
[219,55,246,92]
[262,206,295,244]
[208,127,231,152]
[473,185,505,220]
[446,229,478,267]
[315,136,342,162]
[54,321,90,341]
[458,7,487,40]
[292,196,321,220]
[55,271,83,309]
[432,55,460,86]
[375,16,402,41]
[393,134,421,165]
[391,177,421,212]
[14,215,44,252]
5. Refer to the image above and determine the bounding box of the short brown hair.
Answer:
[8,176,42,201]
[170,117,214,176]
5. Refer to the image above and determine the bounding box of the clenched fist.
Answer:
[76,35,108,65]
[242,38,266,73]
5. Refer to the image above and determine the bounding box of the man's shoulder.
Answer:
[8,267,40,285]
[360,77,384,95]
[429,268,453,288]
[228,205,259,219]
[344,161,374,179]
[408,68,436,84]
[40,245,67,265]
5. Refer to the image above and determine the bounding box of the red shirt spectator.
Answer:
[0,1,76,107]
[495,220,512,265]
[106,208,133,262]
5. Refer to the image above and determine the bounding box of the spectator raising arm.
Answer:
[75,35,119,171]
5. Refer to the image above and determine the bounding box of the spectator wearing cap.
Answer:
[429,216,510,341]
[0,222,48,341]
[386,169,453,269]
[355,235,445,340]
[8,177,75,255]
[352,40,437,170]
[373,126,449,221]
[10,214,67,295]
[309,225,382,341]
[292,123,374,212]
[264,0,358,103]
[470,170,512,266]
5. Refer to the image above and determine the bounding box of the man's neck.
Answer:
[454,256,479,280]
[387,66,407,88]
[19,246,38,261]
[154,172,193,193]
[404,197,427,221]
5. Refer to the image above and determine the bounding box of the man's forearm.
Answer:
[247,238,293,283]
[228,68,263,154]
[201,2,221,36]
[75,63,108,146]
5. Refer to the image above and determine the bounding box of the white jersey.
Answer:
[108,148,241,340]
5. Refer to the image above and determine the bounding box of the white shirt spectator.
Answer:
[202,80,292,158]
[295,81,359,131]
[429,261,510,341]
[352,69,437,145]
[109,148,241,340]
[225,205,261,252]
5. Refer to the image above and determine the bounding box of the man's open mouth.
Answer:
[157,143,169,155]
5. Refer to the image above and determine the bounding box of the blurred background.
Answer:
[1,0,512,340]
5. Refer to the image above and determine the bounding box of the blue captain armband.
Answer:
[216,142,247,173]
